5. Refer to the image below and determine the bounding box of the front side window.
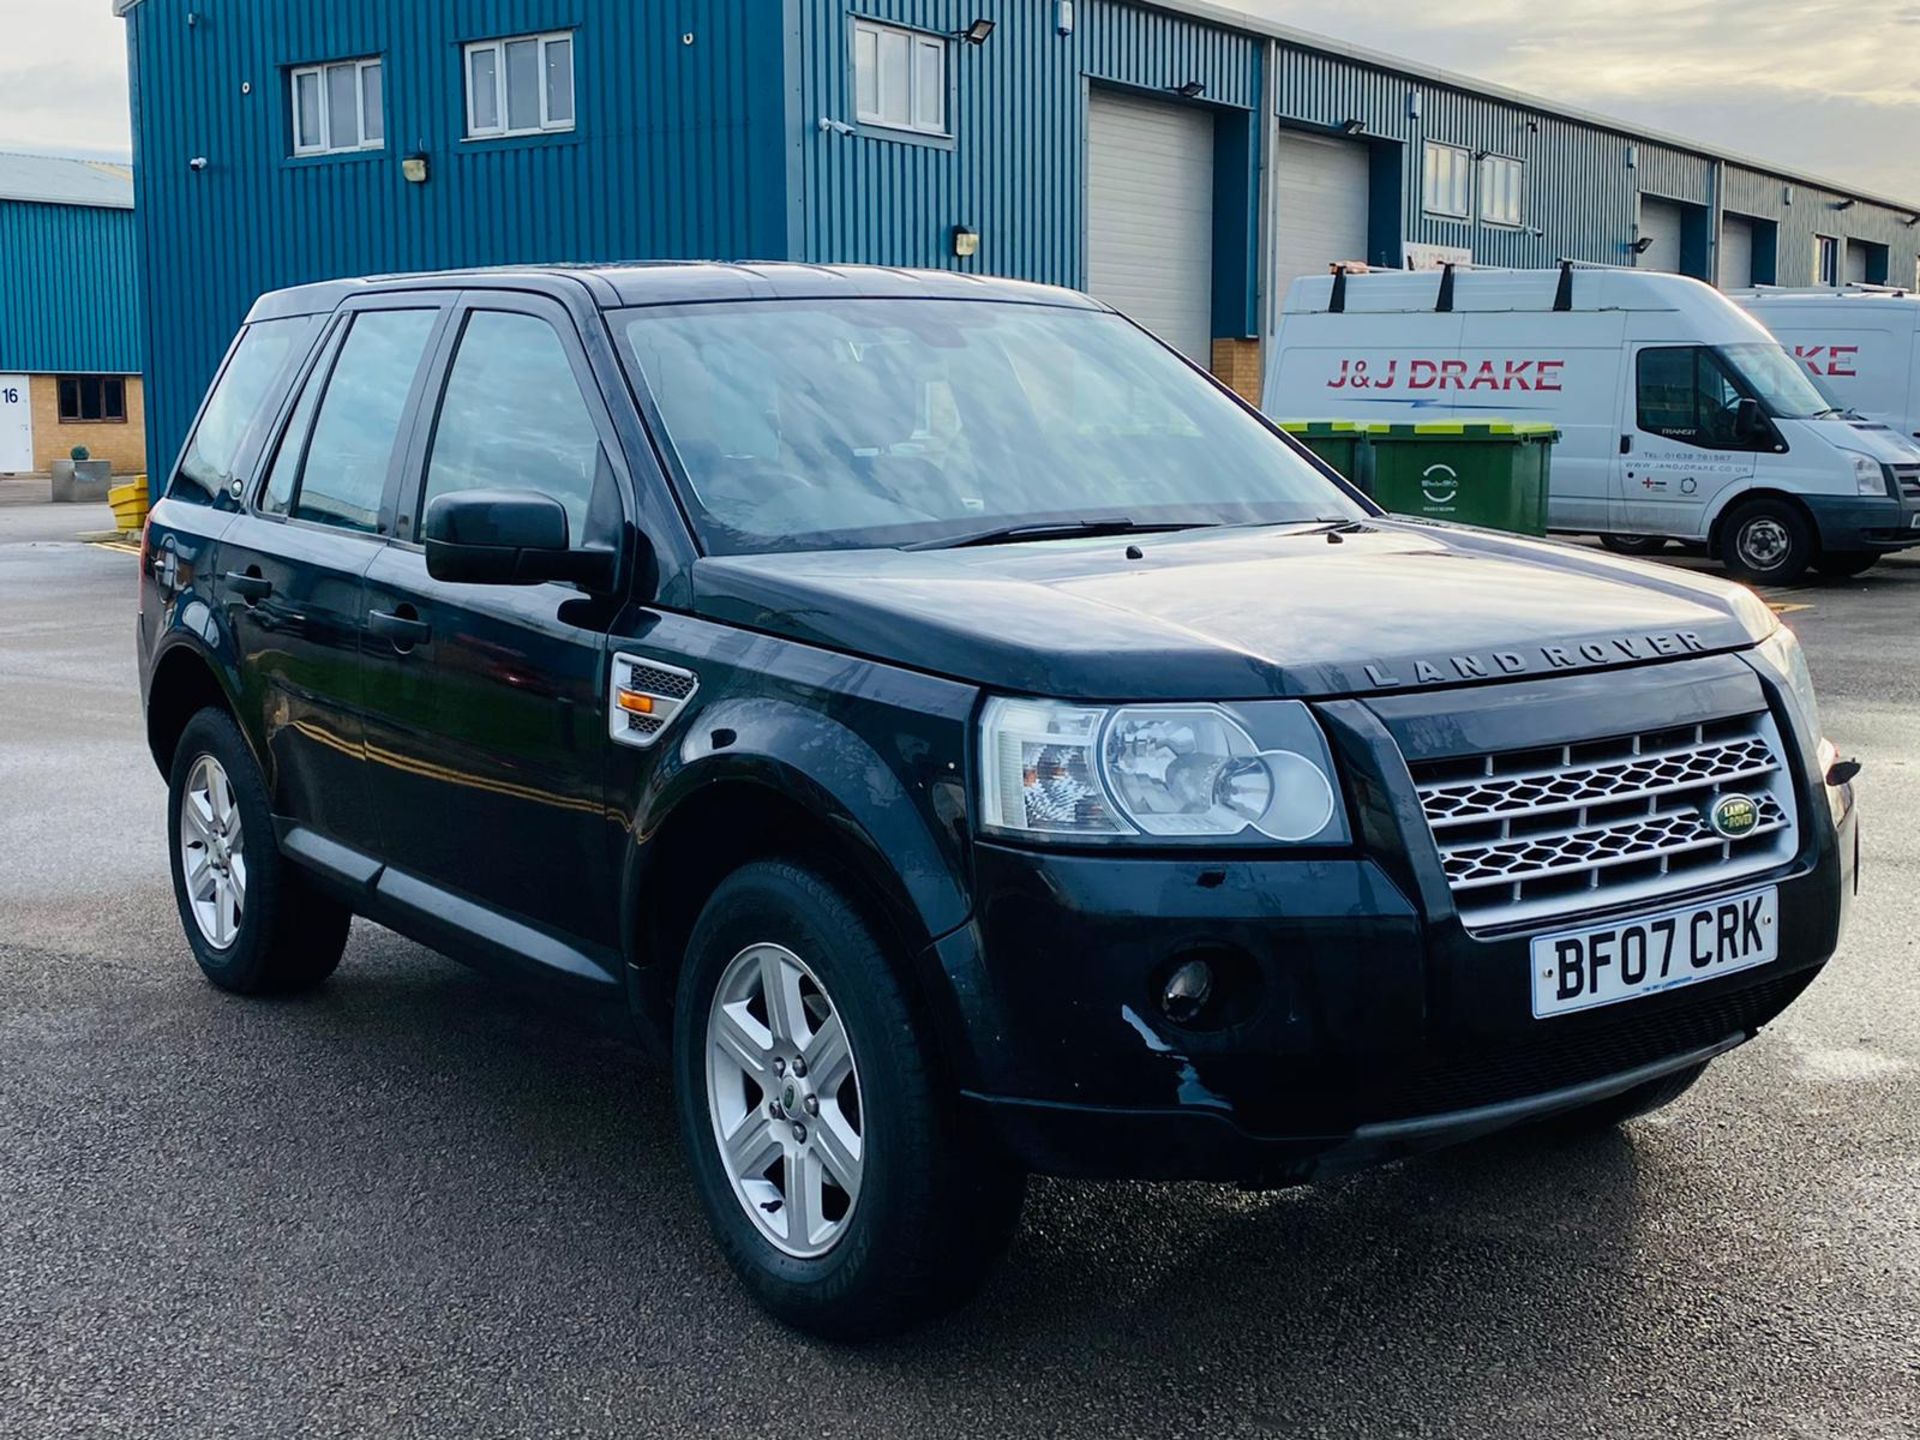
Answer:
[466,32,575,138]
[175,317,317,500]
[1423,142,1470,219]
[1635,345,1821,450]
[852,19,947,135]
[419,311,608,547]
[616,298,1365,555]
[1479,155,1524,227]
[291,57,384,155]
[292,309,438,533]
[58,376,127,423]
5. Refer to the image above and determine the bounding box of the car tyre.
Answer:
[1540,1061,1708,1135]
[167,707,350,995]
[1599,534,1669,556]
[1718,499,1814,584]
[674,859,1025,1340]
[1812,552,1879,579]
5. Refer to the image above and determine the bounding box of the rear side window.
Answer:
[419,310,608,547]
[174,317,316,500]
[292,309,438,533]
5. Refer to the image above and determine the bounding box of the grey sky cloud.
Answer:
[0,0,1912,201]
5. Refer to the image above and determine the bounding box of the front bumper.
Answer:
[942,662,1856,1184]
[1804,493,1920,553]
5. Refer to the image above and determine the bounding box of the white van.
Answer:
[1262,265,1920,582]
[1731,286,1920,442]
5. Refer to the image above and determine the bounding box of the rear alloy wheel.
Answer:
[1599,534,1669,556]
[1718,499,1814,585]
[1813,552,1879,579]
[167,707,351,995]
[674,860,1025,1339]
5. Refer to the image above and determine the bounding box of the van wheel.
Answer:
[674,860,1025,1340]
[1813,552,1879,579]
[1540,1061,1709,1135]
[1599,534,1668,556]
[1718,499,1813,584]
[167,708,351,995]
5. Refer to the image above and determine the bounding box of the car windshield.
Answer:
[615,298,1366,554]
[1719,342,1839,420]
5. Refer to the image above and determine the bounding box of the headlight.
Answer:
[1754,625,1823,743]
[979,697,1345,844]
[1847,452,1891,497]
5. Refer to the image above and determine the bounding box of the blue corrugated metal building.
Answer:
[0,153,143,477]
[118,0,1920,477]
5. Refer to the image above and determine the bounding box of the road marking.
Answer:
[1767,601,1813,615]
[86,538,140,555]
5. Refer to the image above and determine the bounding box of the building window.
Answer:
[466,32,575,138]
[852,18,947,136]
[1423,142,1471,220]
[1479,154,1525,227]
[1815,234,1839,286]
[291,58,383,155]
[57,376,127,424]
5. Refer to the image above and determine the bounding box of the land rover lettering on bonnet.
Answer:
[138,264,1857,1340]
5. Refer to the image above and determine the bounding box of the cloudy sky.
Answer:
[1,0,1915,199]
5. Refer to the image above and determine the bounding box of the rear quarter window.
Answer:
[172,315,319,502]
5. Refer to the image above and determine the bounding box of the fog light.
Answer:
[1161,958,1214,1024]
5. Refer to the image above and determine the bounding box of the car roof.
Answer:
[243,261,1104,322]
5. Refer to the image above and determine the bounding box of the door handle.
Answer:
[367,607,432,650]
[225,571,272,603]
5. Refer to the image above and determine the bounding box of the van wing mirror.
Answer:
[1734,396,1766,441]
[422,489,614,588]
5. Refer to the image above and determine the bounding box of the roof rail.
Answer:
[1734,283,1913,299]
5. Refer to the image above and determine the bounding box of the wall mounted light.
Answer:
[957,18,995,45]
[1833,198,1857,211]
[952,225,980,259]
[188,156,208,172]
[1784,184,1794,205]
[1625,144,1638,170]
[1337,118,1365,136]
[1056,1,1075,35]
[1526,119,1540,133]
[1905,215,1919,228]
[1173,80,1205,99]
[1407,91,1422,120]
[1628,235,1655,255]
[402,153,431,184]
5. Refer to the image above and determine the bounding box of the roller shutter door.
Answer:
[1087,89,1214,363]
[1637,198,1684,273]
[1720,216,1755,289]
[1272,130,1371,301]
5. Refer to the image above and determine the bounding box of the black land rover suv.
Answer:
[140,265,1857,1339]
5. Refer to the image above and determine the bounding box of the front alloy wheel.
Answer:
[705,942,864,1258]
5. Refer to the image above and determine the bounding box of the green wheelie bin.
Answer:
[1362,422,1559,536]
[1276,421,1369,492]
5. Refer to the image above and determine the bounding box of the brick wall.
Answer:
[1210,338,1262,406]
[29,374,147,475]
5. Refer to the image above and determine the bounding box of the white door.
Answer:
[1637,198,1685,273]
[0,375,33,474]
[1272,130,1371,299]
[1720,217,1755,289]
[1087,89,1214,363]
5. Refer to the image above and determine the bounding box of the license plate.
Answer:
[1531,886,1778,1018]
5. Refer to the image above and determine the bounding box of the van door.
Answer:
[1614,345,1762,539]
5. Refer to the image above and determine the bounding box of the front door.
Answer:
[0,375,32,473]
[358,292,632,952]
[1614,345,1759,539]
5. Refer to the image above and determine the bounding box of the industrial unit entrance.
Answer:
[1271,129,1371,299]
[1085,88,1214,363]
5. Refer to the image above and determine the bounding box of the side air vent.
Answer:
[609,653,698,749]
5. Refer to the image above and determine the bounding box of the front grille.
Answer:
[1351,969,1815,1123]
[1893,463,1920,500]
[1410,712,1800,930]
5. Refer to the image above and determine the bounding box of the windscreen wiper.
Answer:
[904,518,1217,551]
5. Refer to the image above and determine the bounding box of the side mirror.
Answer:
[422,489,614,588]
[1734,396,1766,441]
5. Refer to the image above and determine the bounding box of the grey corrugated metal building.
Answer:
[120,0,1920,476]
[0,153,144,477]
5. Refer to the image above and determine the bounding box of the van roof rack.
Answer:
[1733,283,1913,299]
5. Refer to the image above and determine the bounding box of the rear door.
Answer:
[1614,344,1760,537]
[218,295,452,853]
[357,289,633,954]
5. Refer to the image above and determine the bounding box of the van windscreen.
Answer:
[1720,343,1839,421]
